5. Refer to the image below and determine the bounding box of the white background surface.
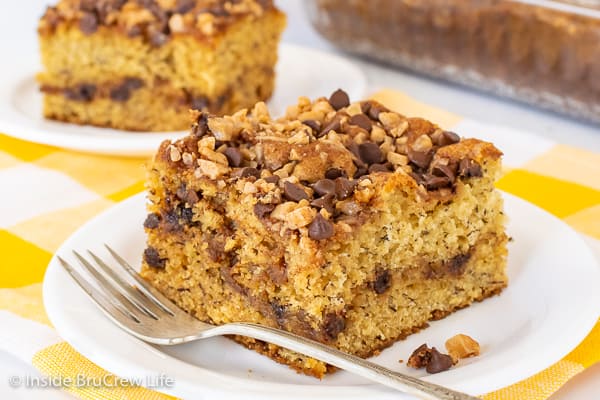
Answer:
[0,1,599,399]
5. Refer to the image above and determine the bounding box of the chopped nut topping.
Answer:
[208,117,239,141]
[168,144,181,162]
[287,206,317,229]
[181,152,194,166]
[387,151,408,166]
[370,125,387,143]
[251,101,270,121]
[168,13,185,33]
[378,112,403,129]
[288,131,310,145]
[390,120,409,137]
[199,146,228,166]
[271,202,298,221]
[445,334,480,362]
[411,134,433,152]
[196,159,228,179]
[155,90,494,241]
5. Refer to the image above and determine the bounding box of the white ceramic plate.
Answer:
[43,192,600,400]
[0,44,366,156]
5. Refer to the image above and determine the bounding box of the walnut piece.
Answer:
[168,144,181,162]
[445,334,480,362]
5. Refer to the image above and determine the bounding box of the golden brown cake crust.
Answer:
[39,0,280,45]
[141,91,508,377]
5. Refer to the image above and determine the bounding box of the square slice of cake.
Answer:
[37,0,286,131]
[141,90,508,377]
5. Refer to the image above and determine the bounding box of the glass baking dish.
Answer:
[305,0,600,123]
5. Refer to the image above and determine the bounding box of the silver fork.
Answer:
[58,245,479,400]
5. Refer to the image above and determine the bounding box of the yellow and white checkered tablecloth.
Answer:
[0,89,599,400]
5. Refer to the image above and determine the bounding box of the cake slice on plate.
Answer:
[141,90,508,377]
[37,0,286,131]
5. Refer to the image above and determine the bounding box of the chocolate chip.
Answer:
[144,247,165,269]
[407,344,432,369]
[253,203,275,219]
[95,0,127,22]
[323,312,346,339]
[110,87,130,102]
[335,177,356,199]
[179,206,194,224]
[346,141,361,160]
[458,159,483,178]
[373,269,391,294]
[223,147,243,167]
[353,166,368,179]
[283,182,309,202]
[358,142,383,164]
[148,28,168,47]
[409,172,425,186]
[191,112,209,137]
[360,101,371,115]
[422,174,451,190]
[143,213,160,229]
[302,119,321,134]
[407,149,434,169]
[328,89,350,111]
[435,131,460,146]
[64,84,96,102]
[271,302,286,321]
[163,210,181,232]
[310,194,335,215]
[175,0,195,13]
[124,77,144,90]
[313,179,336,197]
[198,4,229,17]
[127,25,142,37]
[110,79,142,102]
[320,118,341,137]
[239,167,261,179]
[79,0,96,12]
[367,103,389,120]
[369,163,391,173]
[138,0,167,19]
[445,253,471,275]
[308,213,334,240]
[349,114,373,132]
[190,96,209,111]
[426,348,454,374]
[176,184,200,205]
[264,175,280,184]
[432,164,456,183]
[325,168,345,179]
[79,12,98,34]
[206,237,224,262]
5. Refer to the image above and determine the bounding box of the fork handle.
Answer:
[207,322,478,400]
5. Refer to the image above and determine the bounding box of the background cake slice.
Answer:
[141,91,508,377]
[37,0,286,131]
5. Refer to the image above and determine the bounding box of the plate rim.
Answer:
[0,43,367,157]
[42,191,600,399]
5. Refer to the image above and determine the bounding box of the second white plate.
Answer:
[43,192,600,399]
[0,43,367,156]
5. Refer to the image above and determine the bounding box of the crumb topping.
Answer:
[160,89,501,241]
[39,0,277,45]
